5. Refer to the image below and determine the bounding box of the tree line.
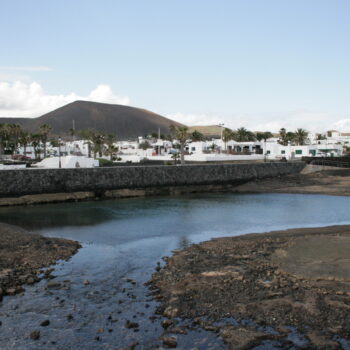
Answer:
[0,123,52,159]
[169,125,310,164]
[0,123,119,161]
[0,121,310,164]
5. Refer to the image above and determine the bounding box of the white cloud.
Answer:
[0,81,130,118]
[167,110,350,133]
[329,119,350,132]
[166,112,222,126]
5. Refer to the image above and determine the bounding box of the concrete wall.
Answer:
[0,162,305,198]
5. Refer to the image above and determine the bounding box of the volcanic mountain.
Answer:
[0,101,184,139]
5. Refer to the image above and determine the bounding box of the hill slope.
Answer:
[0,101,183,139]
[187,125,223,138]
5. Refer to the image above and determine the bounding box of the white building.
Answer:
[265,141,343,160]
[35,155,99,168]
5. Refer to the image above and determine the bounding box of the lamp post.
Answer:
[58,137,62,169]
[219,123,224,153]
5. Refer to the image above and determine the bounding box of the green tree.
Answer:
[39,124,51,158]
[234,127,256,142]
[79,128,95,158]
[170,125,189,165]
[191,130,205,142]
[91,131,105,158]
[256,131,273,142]
[19,131,31,157]
[139,140,152,150]
[222,128,234,151]
[31,134,42,160]
[294,128,308,145]
[104,134,118,161]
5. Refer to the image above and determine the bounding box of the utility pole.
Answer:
[219,123,224,154]
[72,120,76,141]
[58,137,62,169]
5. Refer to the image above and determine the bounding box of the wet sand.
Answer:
[0,223,80,299]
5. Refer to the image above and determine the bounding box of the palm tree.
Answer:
[234,127,256,142]
[79,129,95,158]
[105,134,117,161]
[91,131,105,158]
[19,131,31,157]
[69,128,76,141]
[31,134,42,160]
[191,130,204,142]
[222,128,234,152]
[294,128,308,145]
[279,128,288,145]
[256,131,273,142]
[170,125,189,165]
[8,124,22,156]
[39,124,51,158]
[0,124,11,154]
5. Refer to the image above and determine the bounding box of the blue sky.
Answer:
[1,0,350,131]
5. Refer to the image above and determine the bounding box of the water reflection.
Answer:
[1,193,350,350]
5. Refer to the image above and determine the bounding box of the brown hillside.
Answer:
[187,125,224,138]
[0,101,183,139]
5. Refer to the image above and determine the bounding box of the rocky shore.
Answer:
[234,166,350,196]
[150,225,350,349]
[0,223,81,300]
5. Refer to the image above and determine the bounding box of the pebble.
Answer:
[162,319,173,329]
[30,330,40,340]
[162,336,177,348]
[46,281,61,289]
[124,320,139,329]
[40,320,50,327]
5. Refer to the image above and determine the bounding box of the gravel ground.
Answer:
[0,223,81,299]
[150,225,350,349]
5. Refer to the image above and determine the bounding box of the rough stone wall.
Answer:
[0,162,305,198]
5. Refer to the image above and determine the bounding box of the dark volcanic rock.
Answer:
[0,223,81,296]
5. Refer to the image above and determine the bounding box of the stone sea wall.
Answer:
[0,162,304,198]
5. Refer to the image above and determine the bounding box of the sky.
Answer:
[1,0,350,132]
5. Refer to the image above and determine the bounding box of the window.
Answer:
[295,150,302,155]
[191,147,196,151]
[281,150,285,154]
[266,150,271,154]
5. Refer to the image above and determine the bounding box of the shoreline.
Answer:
[150,224,350,349]
[1,166,350,348]
[233,167,350,197]
[0,222,81,300]
[0,166,349,207]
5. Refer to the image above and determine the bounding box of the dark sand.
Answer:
[150,225,350,349]
[149,167,350,349]
[0,223,80,299]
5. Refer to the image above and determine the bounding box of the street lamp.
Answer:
[219,123,224,140]
[58,137,62,169]
[219,123,224,153]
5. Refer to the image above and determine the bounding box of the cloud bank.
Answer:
[1,80,350,133]
[0,81,130,118]
[168,111,350,133]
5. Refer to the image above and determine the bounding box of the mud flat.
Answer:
[0,223,80,299]
[150,225,350,349]
[234,167,350,196]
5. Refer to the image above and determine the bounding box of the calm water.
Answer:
[1,193,350,350]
